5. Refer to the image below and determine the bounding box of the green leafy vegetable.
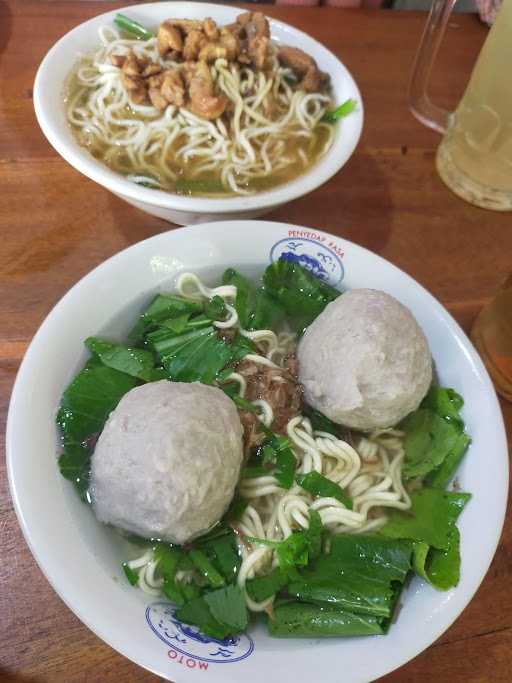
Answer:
[161,313,191,335]
[276,510,324,575]
[153,544,183,582]
[146,319,211,356]
[276,533,309,575]
[194,529,241,584]
[422,387,464,428]
[268,601,385,637]
[246,567,288,602]
[114,13,154,40]
[222,268,253,328]
[203,585,249,633]
[85,337,157,382]
[329,534,413,583]
[175,178,227,195]
[204,295,228,321]
[189,549,226,588]
[231,395,261,413]
[304,509,323,562]
[425,433,471,489]
[57,361,138,444]
[296,471,352,509]
[288,572,395,618]
[401,409,459,478]
[122,562,139,586]
[128,294,203,341]
[176,595,229,640]
[381,488,471,550]
[244,512,323,584]
[261,431,297,489]
[285,535,412,624]
[322,98,357,124]
[413,527,461,590]
[58,443,92,499]
[242,427,297,488]
[303,407,340,436]
[222,268,285,331]
[159,328,252,384]
[176,585,248,640]
[401,386,471,483]
[226,496,249,522]
[262,260,339,332]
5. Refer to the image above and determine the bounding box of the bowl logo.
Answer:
[270,237,344,287]
[146,602,254,664]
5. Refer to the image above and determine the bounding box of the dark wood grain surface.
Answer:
[1,2,510,681]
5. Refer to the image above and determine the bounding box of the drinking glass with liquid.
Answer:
[409,0,512,210]
[471,275,512,401]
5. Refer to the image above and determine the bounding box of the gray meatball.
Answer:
[90,380,244,544]
[298,289,432,431]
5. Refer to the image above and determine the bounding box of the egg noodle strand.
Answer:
[124,274,411,610]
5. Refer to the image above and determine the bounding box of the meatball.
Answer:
[297,289,432,431]
[90,380,244,544]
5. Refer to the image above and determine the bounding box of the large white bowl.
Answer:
[33,2,363,225]
[7,221,508,682]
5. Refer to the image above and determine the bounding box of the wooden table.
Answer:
[1,2,511,681]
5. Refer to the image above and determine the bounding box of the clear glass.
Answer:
[471,274,512,401]
[409,0,512,211]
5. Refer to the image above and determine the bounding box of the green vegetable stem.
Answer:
[114,13,154,40]
[322,98,357,124]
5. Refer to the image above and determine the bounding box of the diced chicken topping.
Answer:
[277,46,330,93]
[183,29,205,61]
[157,21,183,57]
[203,17,220,41]
[187,61,227,120]
[114,13,329,118]
[161,69,186,108]
[118,50,147,104]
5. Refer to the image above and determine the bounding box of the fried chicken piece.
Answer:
[203,17,220,41]
[120,50,147,104]
[277,46,329,93]
[235,12,271,69]
[198,42,228,63]
[157,21,183,57]
[243,11,270,40]
[122,49,142,77]
[183,29,205,61]
[172,19,203,34]
[110,53,126,68]
[248,36,269,70]
[186,61,227,120]
[122,75,147,104]
[142,62,162,78]
[219,27,240,61]
[148,86,168,110]
[161,69,186,108]
[225,21,244,39]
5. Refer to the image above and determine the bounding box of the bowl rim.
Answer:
[6,220,509,683]
[33,1,364,212]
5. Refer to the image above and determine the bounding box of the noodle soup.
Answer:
[56,257,472,639]
[65,12,341,197]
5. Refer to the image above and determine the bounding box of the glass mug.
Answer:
[409,0,512,210]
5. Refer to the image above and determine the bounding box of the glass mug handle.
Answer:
[408,0,457,135]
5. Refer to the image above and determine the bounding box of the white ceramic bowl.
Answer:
[33,2,363,226]
[7,221,508,682]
